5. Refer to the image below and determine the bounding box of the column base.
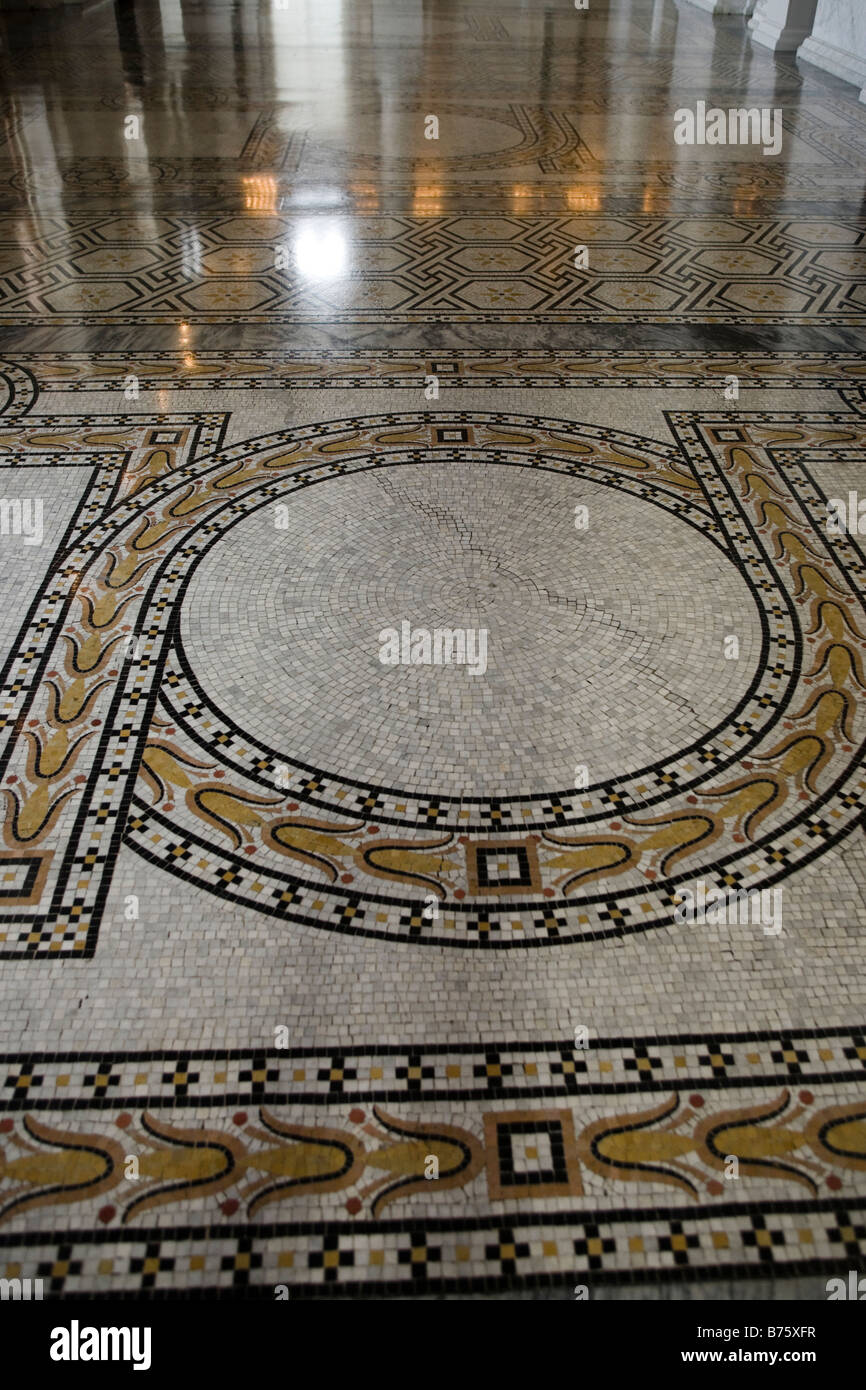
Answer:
[751,20,813,49]
[798,32,866,92]
[749,0,818,51]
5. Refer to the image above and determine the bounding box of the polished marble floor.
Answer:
[0,0,864,1300]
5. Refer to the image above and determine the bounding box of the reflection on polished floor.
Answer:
[0,0,864,1301]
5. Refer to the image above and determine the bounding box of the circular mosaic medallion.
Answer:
[315,110,528,161]
[183,461,760,799]
[302,103,572,171]
[105,411,865,948]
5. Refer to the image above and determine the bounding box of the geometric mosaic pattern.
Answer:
[1,215,864,325]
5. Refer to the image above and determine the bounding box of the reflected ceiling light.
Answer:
[289,188,344,208]
[178,228,202,278]
[412,184,443,216]
[350,181,379,212]
[566,188,601,212]
[641,189,667,214]
[293,223,348,281]
[242,176,278,211]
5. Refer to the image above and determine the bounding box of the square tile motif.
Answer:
[467,840,541,895]
[484,1108,581,1198]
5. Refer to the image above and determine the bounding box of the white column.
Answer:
[797,1,866,102]
[749,0,818,51]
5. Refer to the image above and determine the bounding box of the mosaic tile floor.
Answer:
[0,0,864,1301]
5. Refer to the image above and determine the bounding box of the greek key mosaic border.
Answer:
[2,215,863,325]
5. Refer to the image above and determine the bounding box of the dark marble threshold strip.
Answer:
[0,323,862,355]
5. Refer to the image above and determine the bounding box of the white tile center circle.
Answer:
[182,459,762,798]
